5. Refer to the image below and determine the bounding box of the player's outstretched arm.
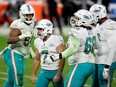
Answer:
[61,35,80,58]
[44,36,81,63]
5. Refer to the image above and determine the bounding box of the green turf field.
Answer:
[0,36,116,87]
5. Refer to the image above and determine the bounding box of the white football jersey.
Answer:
[96,19,116,65]
[8,19,34,55]
[34,35,64,70]
[68,27,98,65]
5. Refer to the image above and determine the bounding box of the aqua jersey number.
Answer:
[84,36,96,54]
[23,37,31,46]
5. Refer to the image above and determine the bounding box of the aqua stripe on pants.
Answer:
[64,63,95,87]
[4,48,25,87]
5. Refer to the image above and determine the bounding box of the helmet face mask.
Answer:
[35,19,53,39]
[70,9,93,27]
[23,14,34,22]
[19,4,35,24]
[70,16,79,27]
[89,4,107,23]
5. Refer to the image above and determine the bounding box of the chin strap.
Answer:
[23,21,31,25]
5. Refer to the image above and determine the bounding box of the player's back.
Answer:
[8,19,34,55]
[68,27,97,64]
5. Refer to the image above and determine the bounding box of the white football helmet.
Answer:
[89,4,107,23]
[70,9,93,27]
[19,4,35,24]
[35,19,53,39]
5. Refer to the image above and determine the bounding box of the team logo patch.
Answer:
[49,43,54,47]
[83,15,91,20]
[93,9,101,13]
[46,23,52,26]
[93,7,102,14]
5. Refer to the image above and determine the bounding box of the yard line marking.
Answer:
[113,78,116,80]
[24,75,31,78]
[0,71,116,87]
[0,72,6,75]
[0,72,31,79]
[0,77,6,80]
[0,77,34,86]
[84,84,90,87]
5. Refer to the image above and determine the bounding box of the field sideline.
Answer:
[0,30,116,87]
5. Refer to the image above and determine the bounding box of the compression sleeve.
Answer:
[61,35,81,58]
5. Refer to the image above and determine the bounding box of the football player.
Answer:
[3,4,35,87]
[90,4,116,87]
[31,19,65,87]
[44,9,99,87]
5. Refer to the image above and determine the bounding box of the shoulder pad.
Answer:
[53,35,63,40]
[10,19,22,29]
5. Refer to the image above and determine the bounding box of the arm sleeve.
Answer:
[61,35,81,58]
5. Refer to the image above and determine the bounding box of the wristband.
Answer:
[59,53,62,59]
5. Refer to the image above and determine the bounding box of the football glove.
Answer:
[29,47,35,59]
[0,47,7,59]
[19,32,32,40]
[103,67,110,79]
[0,51,4,59]
[44,53,62,64]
